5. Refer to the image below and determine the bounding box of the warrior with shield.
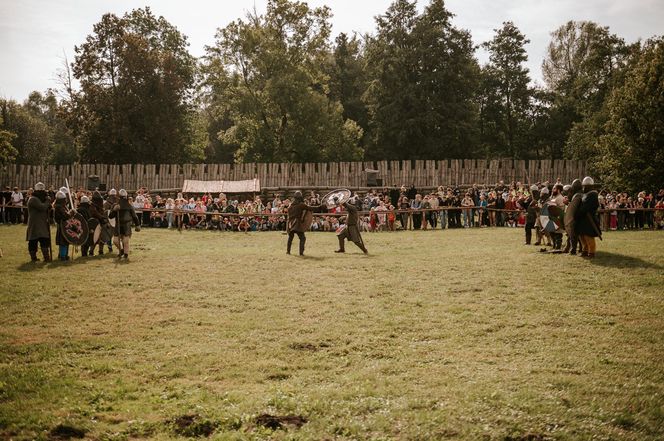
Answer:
[576,176,601,258]
[286,190,318,255]
[53,190,72,261]
[563,179,583,254]
[26,182,52,262]
[109,189,140,259]
[335,195,368,254]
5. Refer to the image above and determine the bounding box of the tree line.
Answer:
[1,0,662,192]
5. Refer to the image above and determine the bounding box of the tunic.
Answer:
[338,202,363,244]
[576,190,600,237]
[26,195,50,241]
[109,199,140,236]
[287,201,315,233]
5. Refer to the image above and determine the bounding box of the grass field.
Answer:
[1,225,663,440]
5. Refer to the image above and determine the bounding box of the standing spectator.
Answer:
[411,194,423,230]
[428,192,439,228]
[420,195,431,230]
[398,196,410,230]
[617,194,626,230]
[487,191,496,227]
[495,192,505,226]
[635,194,645,229]
[387,204,396,231]
[626,197,635,229]
[608,196,618,231]
[461,193,473,228]
[644,193,655,229]
[1,186,9,223]
[452,192,462,228]
[165,198,175,228]
[438,187,448,229]
[10,186,24,224]
[478,194,488,227]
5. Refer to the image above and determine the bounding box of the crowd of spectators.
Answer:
[3,182,664,231]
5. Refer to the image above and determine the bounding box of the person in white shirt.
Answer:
[10,187,24,224]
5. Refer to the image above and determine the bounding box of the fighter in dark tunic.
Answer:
[103,189,118,254]
[90,190,110,255]
[563,179,583,254]
[109,189,140,259]
[25,182,52,262]
[335,196,368,254]
[77,195,93,257]
[524,186,539,245]
[286,190,317,255]
[576,176,601,258]
[53,191,72,261]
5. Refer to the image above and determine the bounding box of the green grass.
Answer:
[1,226,663,440]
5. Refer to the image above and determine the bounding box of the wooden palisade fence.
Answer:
[0,159,587,191]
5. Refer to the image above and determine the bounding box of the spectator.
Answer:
[10,186,24,224]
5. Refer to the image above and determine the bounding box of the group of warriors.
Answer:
[24,178,601,261]
[25,182,140,262]
[524,176,601,258]
[286,190,368,256]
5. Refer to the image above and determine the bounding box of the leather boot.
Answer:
[30,251,39,262]
[41,248,52,262]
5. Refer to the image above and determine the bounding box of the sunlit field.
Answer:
[1,226,663,440]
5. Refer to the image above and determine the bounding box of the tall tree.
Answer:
[24,91,77,164]
[479,22,532,158]
[0,114,18,165]
[327,33,369,140]
[364,0,479,160]
[595,37,664,193]
[72,7,198,163]
[0,99,52,165]
[542,21,632,159]
[202,0,363,163]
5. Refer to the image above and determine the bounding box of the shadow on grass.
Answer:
[591,251,663,270]
[16,252,119,272]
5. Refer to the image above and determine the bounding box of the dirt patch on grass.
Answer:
[288,341,331,351]
[266,373,291,381]
[503,433,550,441]
[49,423,86,439]
[254,413,307,430]
[167,414,218,437]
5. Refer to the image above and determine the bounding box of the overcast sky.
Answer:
[1,0,662,101]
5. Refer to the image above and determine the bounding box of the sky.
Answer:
[1,0,662,101]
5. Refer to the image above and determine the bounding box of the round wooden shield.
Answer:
[321,188,351,210]
[100,223,112,243]
[93,225,102,244]
[302,210,314,230]
[87,217,100,244]
[61,212,89,246]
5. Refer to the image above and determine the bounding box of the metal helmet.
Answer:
[34,182,46,191]
[59,186,69,195]
[56,190,66,199]
[80,195,90,203]
[530,185,538,192]
[582,176,594,186]
[563,184,571,192]
[293,190,303,200]
[109,188,117,196]
[571,179,582,193]
[119,189,128,198]
[540,187,550,195]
